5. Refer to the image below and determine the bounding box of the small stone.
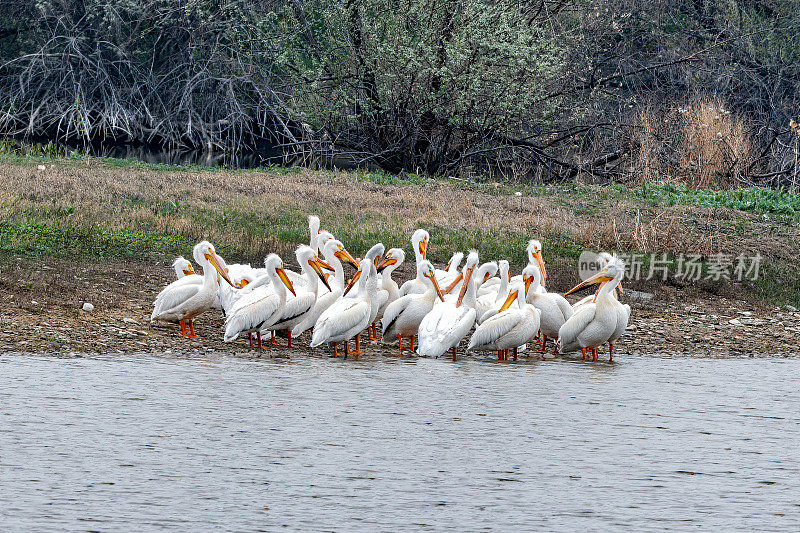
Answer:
[738,311,752,316]
[625,290,654,301]
[37,165,46,171]
[82,302,94,312]
[786,305,798,312]
[122,317,140,326]
[728,318,742,326]
[31,300,38,305]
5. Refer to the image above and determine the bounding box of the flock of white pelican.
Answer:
[150,216,631,362]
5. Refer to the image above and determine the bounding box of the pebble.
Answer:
[787,305,798,312]
[82,302,94,312]
[122,317,140,326]
[728,318,742,326]
[36,165,46,171]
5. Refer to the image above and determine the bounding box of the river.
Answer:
[1,353,798,531]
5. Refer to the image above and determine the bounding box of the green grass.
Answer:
[0,220,191,259]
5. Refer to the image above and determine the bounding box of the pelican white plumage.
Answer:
[476,260,510,323]
[398,229,430,296]
[572,253,617,310]
[523,263,573,353]
[308,215,321,252]
[468,281,541,360]
[557,260,627,361]
[223,254,296,348]
[267,245,332,348]
[381,259,443,352]
[311,259,379,356]
[150,241,235,337]
[370,247,405,340]
[291,238,358,338]
[417,251,479,360]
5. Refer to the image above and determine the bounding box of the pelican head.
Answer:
[265,253,296,296]
[377,248,405,273]
[564,260,624,296]
[309,215,320,236]
[412,229,430,260]
[477,261,499,285]
[498,259,510,277]
[522,263,541,295]
[445,251,464,272]
[173,256,195,278]
[329,240,359,268]
[296,244,332,292]
[194,241,235,287]
[418,259,445,301]
[526,239,547,282]
[363,243,385,268]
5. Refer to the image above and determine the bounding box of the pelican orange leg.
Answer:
[185,320,203,339]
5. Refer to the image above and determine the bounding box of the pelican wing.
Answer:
[271,291,316,330]
[556,304,596,353]
[223,288,280,341]
[468,310,521,350]
[310,298,369,346]
[151,281,202,320]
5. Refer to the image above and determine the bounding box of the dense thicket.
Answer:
[1,0,799,187]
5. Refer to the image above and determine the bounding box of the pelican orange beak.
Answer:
[276,265,296,296]
[335,247,360,269]
[204,251,235,287]
[235,279,250,289]
[310,259,332,292]
[343,270,362,296]
[456,266,474,308]
[419,237,428,259]
[498,289,519,312]
[424,270,445,302]
[445,258,453,271]
[533,250,547,282]
[315,255,335,272]
[376,256,397,273]
[564,268,613,296]
[523,273,535,296]
[483,271,492,283]
[182,265,196,276]
[617,282,624,295]
[443,272,463,295]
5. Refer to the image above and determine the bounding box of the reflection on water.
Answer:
[1,354,798,530]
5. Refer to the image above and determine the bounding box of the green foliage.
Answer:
[0,220,190,259]
[635,183,800,218]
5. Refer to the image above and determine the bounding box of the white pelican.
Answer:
[380,260,443,353]
[371,248,405,340]
[468,282,541,360]
[523,264,573,353]
[570,255,630,360]
[223,254,296,349]
[557,260,626,361]
[311,259,379,356]
[476,260,510,323]
[398,229,430,296]
[291,238,358,338]
[267,245,332,348]
[417,251,479,360]
[150,241,234,337]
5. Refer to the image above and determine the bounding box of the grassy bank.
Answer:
[1,153,798,307]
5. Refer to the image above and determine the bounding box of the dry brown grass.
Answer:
[0,158,794,267]
[633,98,757,188]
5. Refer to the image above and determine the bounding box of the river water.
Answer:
[1,353,798,531]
